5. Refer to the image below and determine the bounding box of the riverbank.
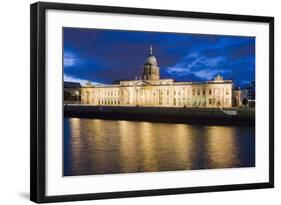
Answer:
[64,105,255,125]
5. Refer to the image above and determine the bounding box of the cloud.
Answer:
[166,66,191,76]
[193,69,230,80]
[166,52,226,79]
[64,52,81,67]
[63,27,255,86]
[205,56,225,67]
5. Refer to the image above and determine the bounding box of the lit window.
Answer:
[226,89,229,95]
[192,89,196,95]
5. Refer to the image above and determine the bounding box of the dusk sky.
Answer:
[63,27,255,88]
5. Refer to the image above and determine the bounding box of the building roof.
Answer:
[81,78,232,89]
[64,81,81,88]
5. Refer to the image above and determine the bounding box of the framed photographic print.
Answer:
[30,1,274,203]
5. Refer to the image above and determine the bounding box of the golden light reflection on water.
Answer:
[68,118,81,174]
[90,119,106,172]
[139,122,158,172]
[172,124,193,169]
[64,118,255,176]
[206,127,239,168]
[119,120,138,172]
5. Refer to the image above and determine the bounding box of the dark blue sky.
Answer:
[63,27,255,87]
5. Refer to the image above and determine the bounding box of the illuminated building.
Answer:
[80,46,233,108]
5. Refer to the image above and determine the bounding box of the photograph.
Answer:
[63,27,256,176]
[30,2,274,202]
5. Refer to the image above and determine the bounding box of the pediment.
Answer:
[134,81,151,86]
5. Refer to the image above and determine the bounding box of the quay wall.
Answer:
[64,105,255,125]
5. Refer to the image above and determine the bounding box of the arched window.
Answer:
[193,99,196,107]
[182,98,186,105]
[186,98,190,106]
[217,100,221,107]
[202,99,206,107]
[226,89,229,95]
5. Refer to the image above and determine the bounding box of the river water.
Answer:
[64,117,255,176]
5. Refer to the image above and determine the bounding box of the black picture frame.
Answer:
[30,1,274,203]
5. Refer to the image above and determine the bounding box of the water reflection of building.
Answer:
[206,126,239,168]
[64,82,81,104]
[79,46,234,108]
[64,118,249,175]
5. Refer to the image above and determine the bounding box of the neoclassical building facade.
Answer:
[81,46,233,108]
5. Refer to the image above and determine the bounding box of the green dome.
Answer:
[144,45,157,66]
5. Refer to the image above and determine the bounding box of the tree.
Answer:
[242,98,248,106]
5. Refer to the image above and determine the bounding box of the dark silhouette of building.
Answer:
[64,82,81,104]
[247,81,255,107]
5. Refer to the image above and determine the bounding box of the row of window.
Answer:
[208,98,230,106]
[83,96,230,107]
[83,88,230,98]
[99,90,120,97]
[99,99,121,105]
